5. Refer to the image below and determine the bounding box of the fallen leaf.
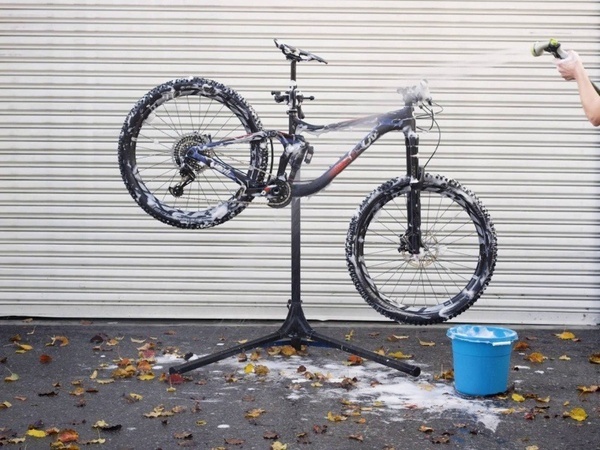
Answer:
[263,431,279,440]
[138,372,155,381]
[26,429,46,438]
[81,438,106,445]
[559,354,571,361]
[526,352,546,363]
[388,351,412,359]
[40,354,52,364]
[244,363,255,374]
[271,442,288,450]
[387,334,409,342]
[326,411,347,422]
[349,434,364,442]
[168,373,185,385]
[92,420,122,431]
[313,424,328,434]
[225,438,245,445]
[536,396,551,403]
[565,407,588,422]
[15,343,33,353]
[58,428,79,443]
[419,425,434,433]
[434,369,454,381]
[0,401,12,409]
[4,372,19,382]
[196,420,207,426]
[346,355,363,366]
[280,345,297,357]
[418,339,435,347]
[589,353,600,364]
[245,408,266,419]
[345,329,354,341]
[512,393,526,403]
[577,385,599,394]
[47,335,69,347]
[514,341,530,351]
[254,365,270,376]
[555,331,576,340]
[174,431,192,440]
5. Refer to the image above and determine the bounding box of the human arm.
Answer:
[555,51,600,126]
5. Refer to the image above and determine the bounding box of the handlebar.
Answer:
[397,80,432,106]
[531,38,569,59]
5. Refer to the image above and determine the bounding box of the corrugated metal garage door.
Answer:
[0,0,598,325]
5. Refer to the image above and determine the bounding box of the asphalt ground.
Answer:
[0,319,598,450]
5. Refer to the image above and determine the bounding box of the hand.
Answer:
[554,50,584,81]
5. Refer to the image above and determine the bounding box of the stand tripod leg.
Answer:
[308,330,421,376]
[169,330,283,375]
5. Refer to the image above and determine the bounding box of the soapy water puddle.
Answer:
[153,353,503,432]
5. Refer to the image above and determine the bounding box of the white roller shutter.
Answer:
[0,0,598,325]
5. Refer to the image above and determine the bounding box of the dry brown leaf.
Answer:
[589,353,600,364]
[555,331,576,340]
[58,428,79,443]
[419,425,434,433]
[418,339,435,347]
[388,351,412,359]
[326,411,347,422]
[514,341,530,351]
[346,355,363,366]
[244,408,266,419]
[254,365,270,376]
[387,334,409,342]
[4,372,19,382]
[526,352,546,363]
[577,385,599,394]
[48,335,70,347]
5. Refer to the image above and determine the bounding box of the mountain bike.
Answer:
[118,40,498,325]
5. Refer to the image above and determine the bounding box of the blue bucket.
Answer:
[447,325,518,396]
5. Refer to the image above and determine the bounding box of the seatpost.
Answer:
[288,60,298,134]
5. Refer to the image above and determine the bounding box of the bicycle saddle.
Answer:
[274,39,328,64]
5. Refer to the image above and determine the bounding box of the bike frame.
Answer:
[185,59,424,253]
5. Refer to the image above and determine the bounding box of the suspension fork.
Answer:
[402,121,424,254]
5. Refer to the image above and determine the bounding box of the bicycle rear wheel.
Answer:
[346,174,497,325]
[118,78,268,229]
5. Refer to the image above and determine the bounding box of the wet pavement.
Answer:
[0,319,598,449]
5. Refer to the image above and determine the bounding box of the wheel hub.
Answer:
[400,232,439,268]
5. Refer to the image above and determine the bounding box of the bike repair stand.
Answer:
[170,59,420,378]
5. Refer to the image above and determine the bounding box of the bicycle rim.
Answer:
[119,78,266,228]
[347,175,496,324]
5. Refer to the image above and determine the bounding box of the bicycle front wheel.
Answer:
[346,174,497,325]
[118,78,268,229]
